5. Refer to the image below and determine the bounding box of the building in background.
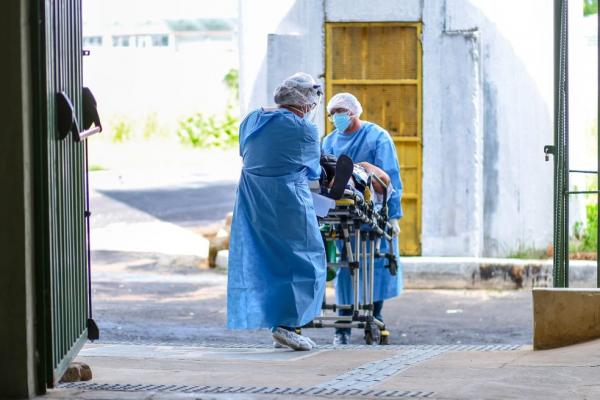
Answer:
[82,0,239,130]
[238,0,566,258]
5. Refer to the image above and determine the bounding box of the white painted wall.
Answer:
[325,0,421,21]
[456,0,553,256]
[239,0,325,130]
[239,0,555,257]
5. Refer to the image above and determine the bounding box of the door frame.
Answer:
[324,21,423,255]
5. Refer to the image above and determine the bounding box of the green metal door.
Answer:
[548,0,599,288]
[33,0,89,387]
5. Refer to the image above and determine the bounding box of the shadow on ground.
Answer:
[98,181,237,229]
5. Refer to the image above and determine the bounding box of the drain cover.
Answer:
[59,382,434,398]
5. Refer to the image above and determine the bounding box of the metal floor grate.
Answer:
[59,382,434,398]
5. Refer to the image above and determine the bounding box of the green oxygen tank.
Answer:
[326,239,338,281]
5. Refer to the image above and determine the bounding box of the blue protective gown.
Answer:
[322,121,403,304]
[227,108,327,329]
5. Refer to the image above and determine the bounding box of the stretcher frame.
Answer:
[306,176,398,345]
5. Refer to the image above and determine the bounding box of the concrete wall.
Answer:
[533,288,600,350]
[239,0,325,130]
[421,0,554,256]
[464,0,553,256]
[0,0,38,398]
[238,0,554,257]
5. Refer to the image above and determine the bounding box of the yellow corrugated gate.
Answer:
[325,22,422,255]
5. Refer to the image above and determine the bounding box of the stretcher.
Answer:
[305,156,399,345]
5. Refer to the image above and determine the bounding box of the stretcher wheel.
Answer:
[364,322,380,345]
[379,329,390,345]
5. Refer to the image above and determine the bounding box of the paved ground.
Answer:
[42,146,596,400]
[42,339,600,399]
[88,155,532,347]
[91,249,532,346]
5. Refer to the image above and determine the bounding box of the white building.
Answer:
[239,0,556,257]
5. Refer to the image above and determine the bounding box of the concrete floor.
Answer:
[41,339,600,399]
[91,249,532,347]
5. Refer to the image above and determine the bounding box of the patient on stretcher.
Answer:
[319,154,393,203]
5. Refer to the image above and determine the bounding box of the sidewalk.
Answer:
[215,251,599,290]
[42,339,600,399]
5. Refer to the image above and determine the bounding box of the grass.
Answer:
[89,163,106,172]
[506,247,550,260]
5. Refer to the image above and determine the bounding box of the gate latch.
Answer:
[544,145,555,162]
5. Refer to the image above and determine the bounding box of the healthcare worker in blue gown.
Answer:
[322,92,403,345]
[227,73,326,351]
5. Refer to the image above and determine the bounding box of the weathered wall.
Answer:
[0,0,38,398]
[445,0,554,256]
[238,0,554,257]
[239,0,325,131]
[325,0,421,21]
[533,289,600,350]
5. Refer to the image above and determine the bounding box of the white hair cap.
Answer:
[273,72,322,107]
[326,92,363,116]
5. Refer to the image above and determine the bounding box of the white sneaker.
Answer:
[272,328,312,351]
[302,335,317,349]
[273,341,284,348]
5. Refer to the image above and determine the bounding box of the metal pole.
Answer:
[362,237,367,307]
[562,0,570,287]
[84,140,99,340]
[354,229,360,315]
[369,237,375,308]
[553,0,570,288]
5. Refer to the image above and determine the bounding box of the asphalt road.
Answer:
[90,175,237,230]
[88,163,532,348]
[91,250,532,347]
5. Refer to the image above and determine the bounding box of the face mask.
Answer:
[332,112,352,133]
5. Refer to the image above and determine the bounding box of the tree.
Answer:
[584,0,598,16]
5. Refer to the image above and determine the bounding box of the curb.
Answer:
[218,252,597,290]
[403,257,597,289]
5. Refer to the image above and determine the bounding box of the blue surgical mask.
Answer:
[332,112,352,133]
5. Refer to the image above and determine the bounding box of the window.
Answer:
[83,36,103,47]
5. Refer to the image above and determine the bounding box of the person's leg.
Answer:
[327,155,354,199]
[335,308,353,335]
[373,300,384,323]
[333,308,352,344]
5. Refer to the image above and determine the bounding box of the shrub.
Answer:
[176,107,239,148]
[109,116,133,143]
[177,69,240,148]
[582,203,598,251]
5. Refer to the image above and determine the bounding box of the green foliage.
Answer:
[176,106,239,148]
[142,112,167,139]
[109,116,133,143]
[89,163,106,172]
[506,246,549,260]
[584,0,598,16]
[176,69,240,149]
[223,68,239,100]
[570,203,598,253]
[582,203,598,251]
